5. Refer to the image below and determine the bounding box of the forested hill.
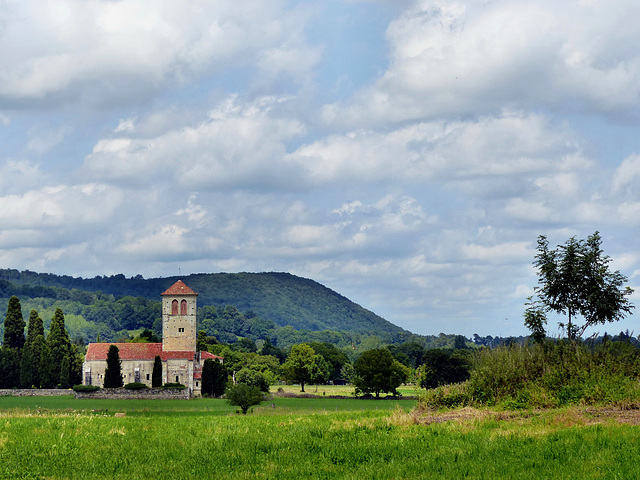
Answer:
[0,269,408,337]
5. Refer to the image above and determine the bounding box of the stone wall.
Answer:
[75,388,191,400]
[0,389,75,397]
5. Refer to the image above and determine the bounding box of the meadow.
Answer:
[2,394,640,479]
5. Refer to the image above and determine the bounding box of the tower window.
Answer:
[179,328,184,333]
[180,299,187,315]
[172,299,178,315]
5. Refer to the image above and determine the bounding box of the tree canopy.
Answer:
[353,348,408,397]
[529,232,634,340]
[103,345,123,388]
[3,296,25,349]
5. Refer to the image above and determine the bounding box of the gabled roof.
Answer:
[85,343,163,362]
[85,343,223,363]
[161,280,198,296]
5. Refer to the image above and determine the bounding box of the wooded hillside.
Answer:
[0,269,422,349]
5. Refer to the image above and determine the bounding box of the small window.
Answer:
[146,374,150,381]
[178,328,184,333]
[180,299,187,315]
[172,299,178,315]
[176,376,179,383]
[196,381,199,387]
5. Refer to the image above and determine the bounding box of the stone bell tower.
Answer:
[161,280,197,352]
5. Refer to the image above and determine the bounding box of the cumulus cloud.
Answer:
[0,183,122,229]
[322,0,640,127]
[0,0,317,107]
[3,0,640,337]
[83,95,307,190]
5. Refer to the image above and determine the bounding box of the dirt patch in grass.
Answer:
[413,405,640,427]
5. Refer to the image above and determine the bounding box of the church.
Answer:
[82,280,222,395]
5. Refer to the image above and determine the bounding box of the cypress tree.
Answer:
[47,308,70,387]
[59,356,71,389]
[201,359,227,397]
[27,334,45,388]
[20,311,45,388]
[152,355,162,387]
[39,342,55,389]
[0,347,20,388]
[19,347,34,388]
[103,345,123,388]
[69,344,83,387]
[3,296,25,350]
[25,310,44,348]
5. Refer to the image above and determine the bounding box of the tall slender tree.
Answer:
[103,345,123,388]
[20,310,45,388]
[201,359,227,397]
[152,355,162,387]
[39,341,55,389]
[3,296,25,350]
[46,308,71,387]
[24,310,44,348]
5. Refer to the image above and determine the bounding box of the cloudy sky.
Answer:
[2,0,640,338]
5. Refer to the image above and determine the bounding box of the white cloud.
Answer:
[0,0,317,107]
[0,183,122,228]
[322,0,640,127]
[83,95,306,190]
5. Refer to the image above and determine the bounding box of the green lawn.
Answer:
[1,395,639,479]
[0,394,413,417]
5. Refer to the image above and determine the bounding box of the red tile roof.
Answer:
[200,351,223,360]
[85,343,163,361]
[85,343,223,363]
[161,280,198,296]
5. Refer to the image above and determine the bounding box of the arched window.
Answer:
[172,299,178,315]
[180,299,187,315]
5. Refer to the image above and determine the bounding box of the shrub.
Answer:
[226,384,263,414]
[72,384,100,392]
[163,382,186,390]
[124,382,148,390]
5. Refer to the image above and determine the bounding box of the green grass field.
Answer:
[1,395,640,479]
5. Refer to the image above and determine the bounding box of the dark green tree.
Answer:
[103,345,123,388]
[419,349,472,389]
[235,367,269,393]
[283,343,317,392]
[39,341,55,389]
[201,358,228,396]
[225,383,263,414]
[46,308,71,387]
[3,296,25,350]
[20,311,45,388]
[531,232,634,340]
[69,344,83,387]
[196,330,208,353]
[353,348,408,397]
[59,355,71,389]
[307,342,349,381]
[0,347,20,388]
[152,355,162,387]
[259,336,286,363]
[24,310,44,348]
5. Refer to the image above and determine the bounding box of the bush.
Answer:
[419,340,640,410]
[124,382,148,390]
[72,384,100,392]
[162,382,186,390]
[226,384,263,414]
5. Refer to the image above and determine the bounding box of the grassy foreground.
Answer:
[1,396,640,479]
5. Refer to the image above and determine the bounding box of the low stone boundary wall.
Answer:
[75,388,191,400]
[0,389,74,397]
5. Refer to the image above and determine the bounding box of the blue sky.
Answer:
[2,0,640,338]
